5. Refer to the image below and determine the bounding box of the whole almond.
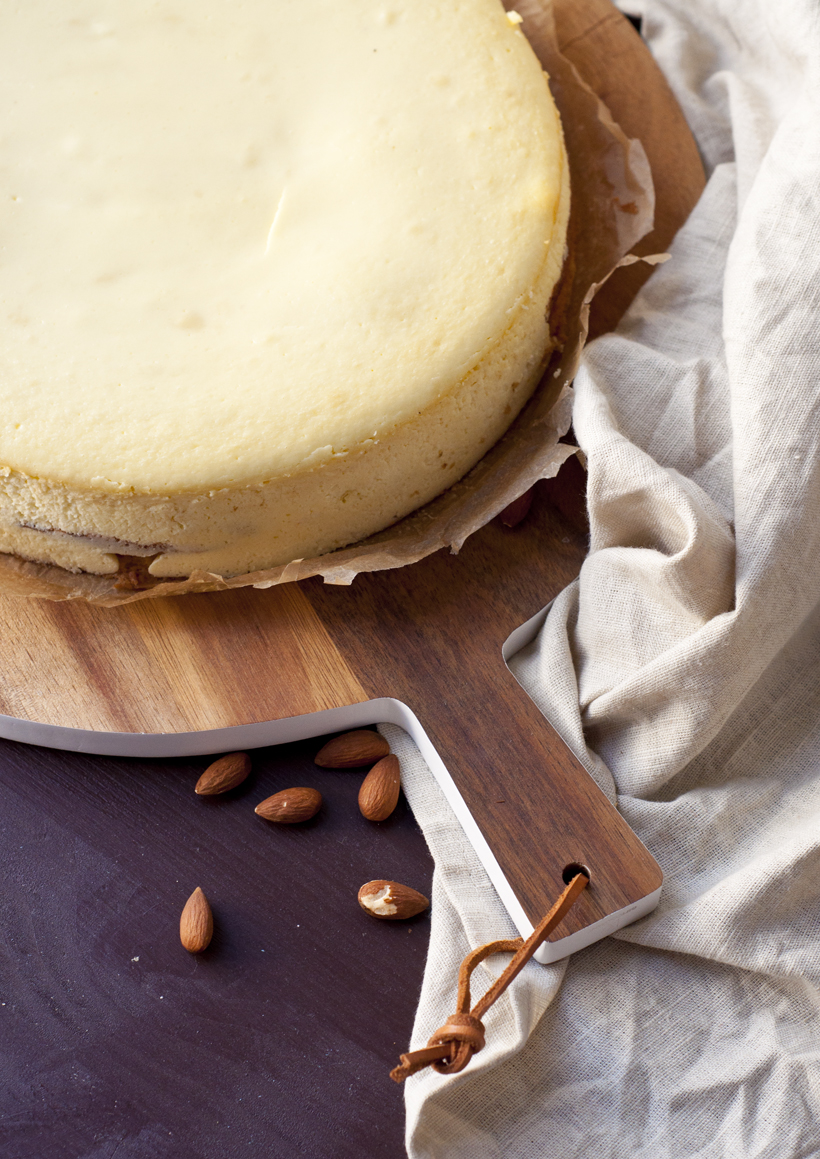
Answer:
[358,754,401,821]
[180,886,213,953]
[499,487,534,528]
[195,752,251,795]
[255,786,322,824]
[315,730,389,769]
[357,879,429,921]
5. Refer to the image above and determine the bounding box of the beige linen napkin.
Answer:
[392,0,820,1153]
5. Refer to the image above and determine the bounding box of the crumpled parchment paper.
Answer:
[0,0,654,606]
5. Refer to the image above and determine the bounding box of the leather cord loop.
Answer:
[429,1013,486,1075]
[390,871,589,1083]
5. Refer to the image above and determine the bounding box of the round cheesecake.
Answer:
[0,0,569,579]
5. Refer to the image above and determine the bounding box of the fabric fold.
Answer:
[399,1,820,1153]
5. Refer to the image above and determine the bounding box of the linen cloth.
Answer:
[391,1,820,1154]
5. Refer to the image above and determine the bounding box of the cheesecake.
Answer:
[0,0,569,578]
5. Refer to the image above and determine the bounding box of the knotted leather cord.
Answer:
[391,870,589,1082]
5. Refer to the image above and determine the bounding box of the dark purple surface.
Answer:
[0,733,432,1158]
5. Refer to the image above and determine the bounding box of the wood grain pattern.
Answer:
[0,0,704,939]
[566,0,707,337]
[0,583,366,732]
[306,468,662,938]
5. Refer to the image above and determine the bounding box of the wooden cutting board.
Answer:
[0,0,704,955]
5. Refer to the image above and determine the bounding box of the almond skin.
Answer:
[255,787,322,824]
[315,730,389,769]
[180,887,213,953]
[358,754,401,821]
[195,752,251,795]
[358,880,429,920]
[499,487,535,528]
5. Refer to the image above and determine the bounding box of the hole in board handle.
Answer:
[562,862,591,885]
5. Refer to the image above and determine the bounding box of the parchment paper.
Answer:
[0,0,654,606]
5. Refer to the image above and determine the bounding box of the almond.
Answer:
[180,886,213,953]
[499,487,534,528]
[195,751,251,795]
[314,730,389,769]
[358,879,429,921]
[255,786,322,824]
[358,754,401,821]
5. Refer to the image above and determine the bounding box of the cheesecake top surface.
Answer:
[0,0,566,493]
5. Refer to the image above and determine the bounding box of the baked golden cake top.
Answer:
[1,0,567,494]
